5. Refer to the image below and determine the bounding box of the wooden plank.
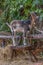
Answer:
[0,33,43,39]
[28,34,43,39]
[0,31,11,35]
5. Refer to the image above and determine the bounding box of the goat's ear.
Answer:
[30,12,37,19]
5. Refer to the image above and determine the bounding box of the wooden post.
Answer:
[1,39,5,47]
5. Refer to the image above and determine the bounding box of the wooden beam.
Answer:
[0,34,43,39]
[27,34,43,39]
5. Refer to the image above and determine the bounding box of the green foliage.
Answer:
[0,0,43,31]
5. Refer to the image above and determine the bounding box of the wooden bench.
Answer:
[10,34,43,61]
[10,44,38,61]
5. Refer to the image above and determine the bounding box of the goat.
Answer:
[6,12,38,46]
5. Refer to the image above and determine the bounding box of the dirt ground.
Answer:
[0,55,43,65]
[0,59,43,65]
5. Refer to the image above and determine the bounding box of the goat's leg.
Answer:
[12,36,16,46]
[12,31,16,46]
[23,30,27,45]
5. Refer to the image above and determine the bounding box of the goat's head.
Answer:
[30,12,39,26]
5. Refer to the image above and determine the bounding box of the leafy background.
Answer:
[0,0,43,32]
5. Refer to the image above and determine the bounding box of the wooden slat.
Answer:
[28,34,43,39]
[0,32,11,35]
[0,35,21,39]
[0,35,12,39]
